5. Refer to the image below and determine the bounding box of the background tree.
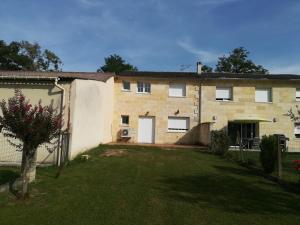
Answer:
[215,47,268,74]
[97,54,137,73]
[0,90,62,198]
[0,40,62,71]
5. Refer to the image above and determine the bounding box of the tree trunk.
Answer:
[20,147,37,198]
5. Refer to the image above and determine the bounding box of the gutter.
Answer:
[54,78,65,166]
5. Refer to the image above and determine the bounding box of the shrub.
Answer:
[259,135,278,174]
[211,130,230,156]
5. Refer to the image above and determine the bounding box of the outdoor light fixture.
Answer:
[175,109,180,115]
[145,111,149,116]
[212,116,217,121]
[273,118,278,122]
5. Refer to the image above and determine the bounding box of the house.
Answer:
[1,67,300,166]
[0,71,114,165]
[114,70,300,152]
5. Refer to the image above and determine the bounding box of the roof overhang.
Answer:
[228,117,272,122]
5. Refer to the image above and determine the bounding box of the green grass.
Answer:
[232,150,300,183]
[0,145,300,225]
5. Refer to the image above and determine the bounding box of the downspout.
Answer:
[54,78,65,166]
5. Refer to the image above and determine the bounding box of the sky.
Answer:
[0,0,300,74]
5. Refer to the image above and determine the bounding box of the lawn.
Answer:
[0,145,300,225]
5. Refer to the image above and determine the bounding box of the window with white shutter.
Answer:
[167,117,189,132]
[296,89,300,101]
[169,84,186,97]
[216,87,232,101]
[255,88,272,102]
[295,122,300,138]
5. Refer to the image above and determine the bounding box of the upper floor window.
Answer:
[216,87,232,101]
[137,82,151,93]
[296,89,300,101]
[255,88,272,103]
[169,83,186,97]
[122,81,130,91]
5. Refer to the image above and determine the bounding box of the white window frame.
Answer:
[122,81,131,91]
[137,82,151,93]
[295,122,300,138]
[169,83,186,97]
[296,88,300,101]
[167,117,190,133]
[121,115,129,126]
[255,88,272,103]
[216,87,232,101]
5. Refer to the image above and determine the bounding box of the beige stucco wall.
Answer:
[112,77,200,144]
[200,80,300,152]
[0,82,69,164]
[68,78,114,159]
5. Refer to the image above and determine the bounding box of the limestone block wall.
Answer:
[112,77,200,144]
[200,79,300,152]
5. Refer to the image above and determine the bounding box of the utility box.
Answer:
[274,134,289,179]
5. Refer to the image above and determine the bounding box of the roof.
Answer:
[0,71,114,82]
[117,71,300,81]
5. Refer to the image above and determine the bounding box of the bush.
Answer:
[211,130,230,156]
[259,135,278,174]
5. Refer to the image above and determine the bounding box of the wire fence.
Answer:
[0,134,58,166]
[229,147,300,184]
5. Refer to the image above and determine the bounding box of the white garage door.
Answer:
[138,117,155,143]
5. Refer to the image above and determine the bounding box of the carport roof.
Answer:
[0,71,114,82]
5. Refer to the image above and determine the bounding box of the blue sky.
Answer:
[0,0,300,73]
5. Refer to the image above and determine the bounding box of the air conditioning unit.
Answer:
[121,128,131,138]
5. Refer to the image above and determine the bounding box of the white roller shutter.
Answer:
[168,117,189,132]
[216,87,232,101]
[255,88,271,102]
[169,84,186,97]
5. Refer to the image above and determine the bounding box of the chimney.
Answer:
[196,62,202,74]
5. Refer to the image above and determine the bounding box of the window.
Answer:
[169,84,186,97]
[121,115,129,125]
[137,82,151,93]
[296,89,300,101]
[255,88,272,103]
[216,87,232,101]
[295,122,300,138]
[122,81,130,91]
[168,117,189,132]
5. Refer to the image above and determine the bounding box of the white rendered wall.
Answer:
[68,78,114,159]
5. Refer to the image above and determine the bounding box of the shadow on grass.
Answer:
[0,170,19,185]
[158,166,300,216]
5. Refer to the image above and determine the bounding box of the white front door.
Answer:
[138,117,155,143]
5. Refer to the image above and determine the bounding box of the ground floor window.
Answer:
[294,122,300,138]
[168,117,189,132]
[121,115,129,125]
[228,122,259,147]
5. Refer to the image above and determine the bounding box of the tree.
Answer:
[97,54,137,73]
[0,40,62,71]
[0,90,62,198]
[215,47,268,74]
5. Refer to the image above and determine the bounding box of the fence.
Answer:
[228,139,300,185]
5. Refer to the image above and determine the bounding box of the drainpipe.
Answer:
[54,78,65,166]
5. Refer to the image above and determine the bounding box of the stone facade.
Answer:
[112,76,200,144]
[200,79,300,152]
[113,75,300,152]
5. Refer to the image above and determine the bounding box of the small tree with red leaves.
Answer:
[0,89,62,198]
